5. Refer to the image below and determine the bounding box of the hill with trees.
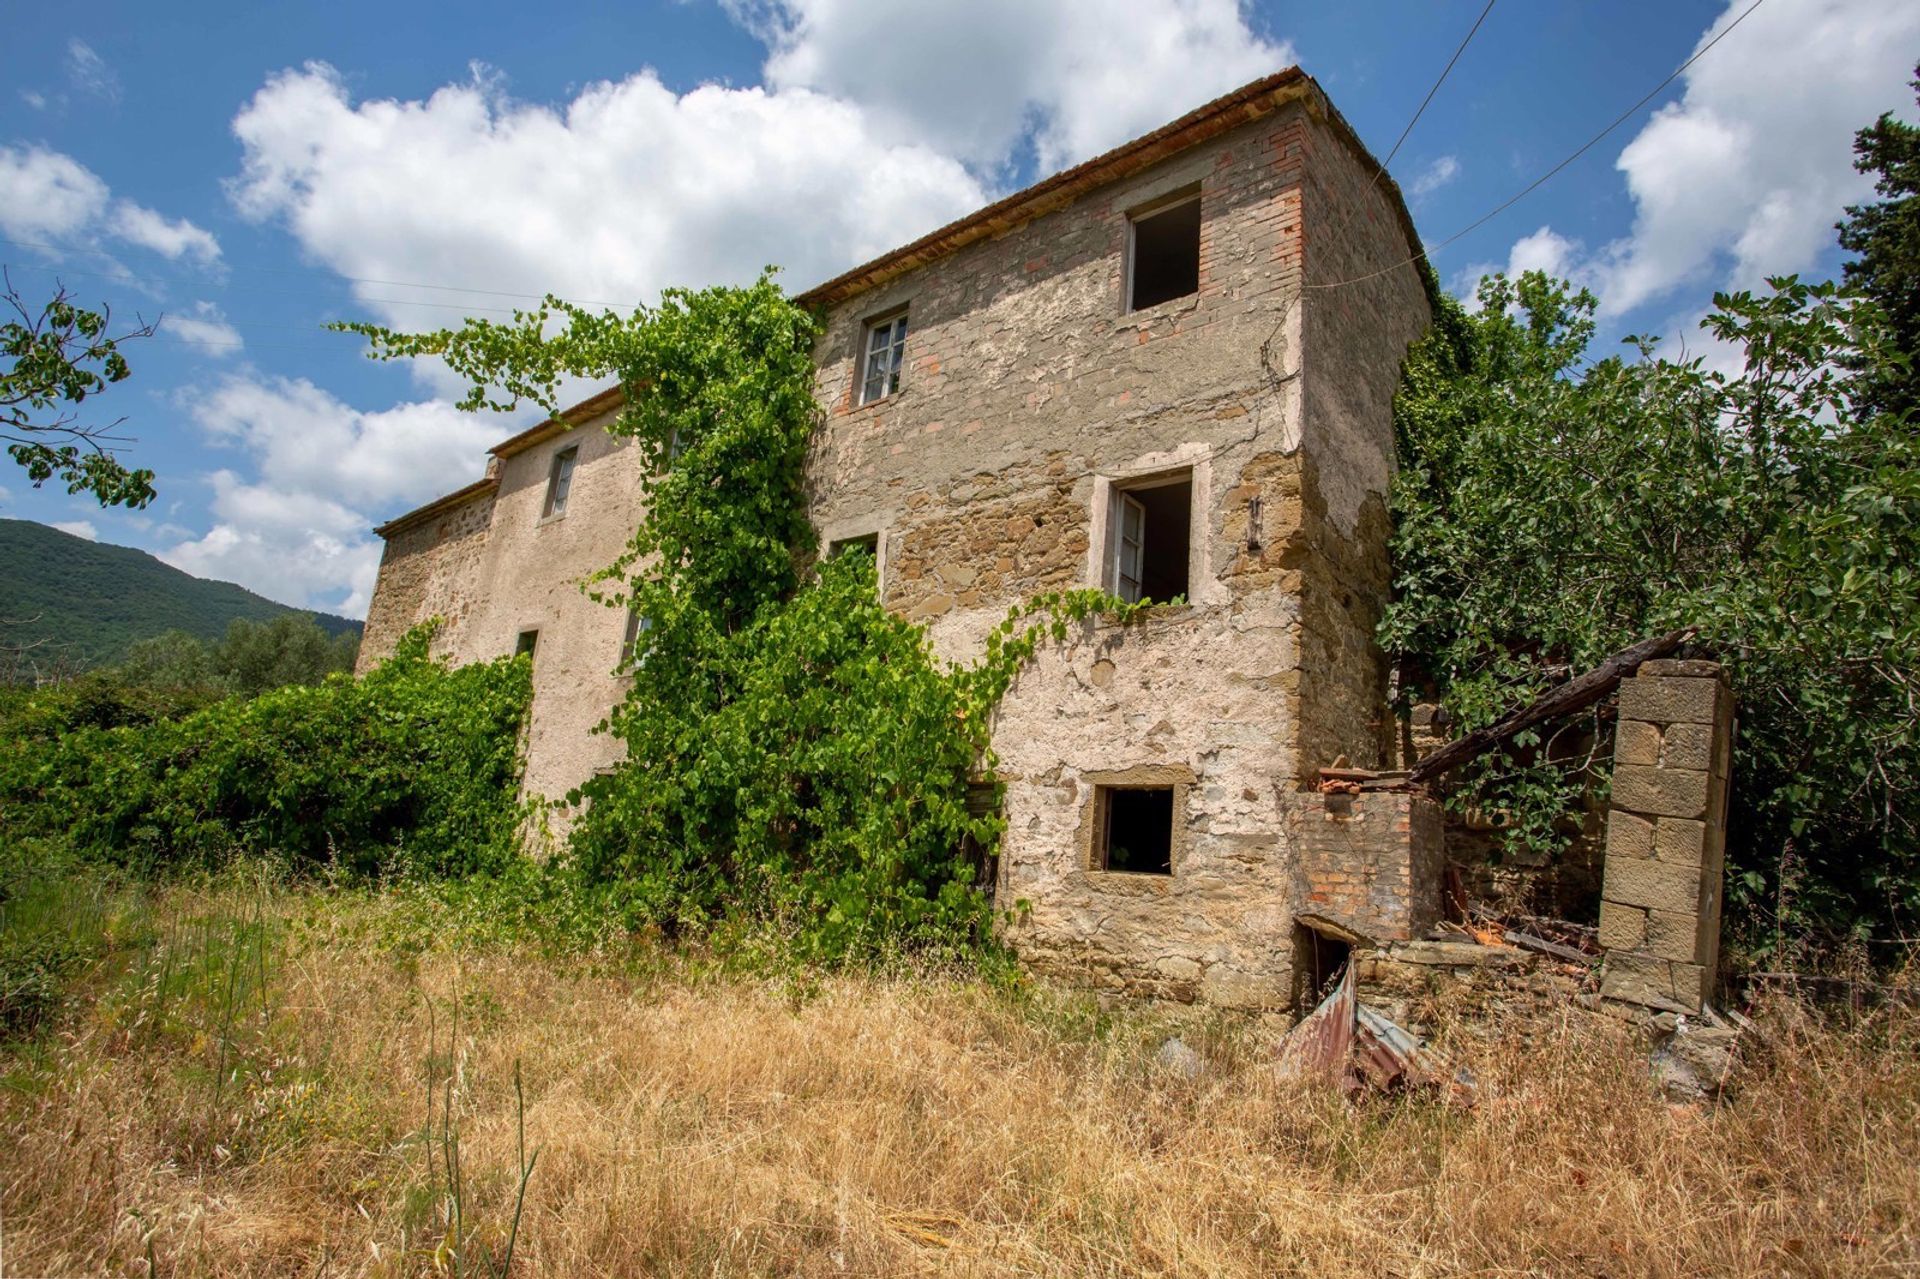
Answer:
[0,518,360,672]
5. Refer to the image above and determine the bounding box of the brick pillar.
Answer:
[1290,790,1444,943]
[1597,659,1733,1012]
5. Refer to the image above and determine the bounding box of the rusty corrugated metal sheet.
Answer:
[1276,965,1476,1103]
[1276,964,1357,1083]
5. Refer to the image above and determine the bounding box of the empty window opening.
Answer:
[515,629,539,658]
[829,532,878,558]
[542,445,579,518]
[1110,473,1192,603]
[960,780,1002,900]
[859,310,909,405]
[1128,195,1201,311]
[1096,785,1174,875]
[619,609,651,668]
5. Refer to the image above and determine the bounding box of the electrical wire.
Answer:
[0,235,637,310]
[1379,0,1498,173]
[1311,0,1768,291]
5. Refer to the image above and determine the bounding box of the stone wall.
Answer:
[358,90,1431,1004]
[1598,659,1734,1012]
[357,482,497,669]
[1295,101,1431,776]
[356,411,651,817]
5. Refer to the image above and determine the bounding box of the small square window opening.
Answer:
[859,310,909,405]
[1128,195,1201,311]
[515,629,539,658]
[542,445,579,518]
[1096,785,1174,875]
[1109,472,1192,603]
[828,532,878,558]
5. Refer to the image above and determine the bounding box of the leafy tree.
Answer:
[118,629,222,690]
[343,273,1149,961]
[214,614,359,696]
[1,273,158,508]
[1838,63,1920,422]
[118,618,357,697]
[1388,271,1919,950]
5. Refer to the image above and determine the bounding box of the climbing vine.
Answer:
[343,273,1152,961]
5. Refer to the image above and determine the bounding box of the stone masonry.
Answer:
[357,70,1434,1007]
[1598,659,1735,1012]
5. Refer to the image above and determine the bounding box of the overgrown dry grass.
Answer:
[3,875,1916,1277]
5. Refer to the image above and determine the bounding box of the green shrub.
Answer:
[0,625,531,877]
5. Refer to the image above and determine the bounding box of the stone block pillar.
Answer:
[1598,659,1733,1012]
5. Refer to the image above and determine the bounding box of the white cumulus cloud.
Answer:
[162,302,243,356]
[164,374,509,614]
[735,0,1292,173]
[0,144,220,264]
[225,62,988,332]
[1502,0,1920,319]
[51,519,99,541]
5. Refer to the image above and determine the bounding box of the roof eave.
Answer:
[371,475,500,540]
[488,384,629,461]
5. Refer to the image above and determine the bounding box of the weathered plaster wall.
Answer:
[1295,103,1433,775]
[462,413,649,809]
[358,410,648,812]
[358,95,1430,1007]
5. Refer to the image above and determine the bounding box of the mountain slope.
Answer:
[0,519,361,668]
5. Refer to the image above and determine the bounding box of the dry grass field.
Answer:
[3,873,1916,1277]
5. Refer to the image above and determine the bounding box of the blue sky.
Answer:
[2,0,1914,616]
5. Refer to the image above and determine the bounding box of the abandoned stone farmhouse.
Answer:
[357,69,1729,1019]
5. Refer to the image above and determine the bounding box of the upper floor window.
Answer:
[1108,471,1193,603]
[542,445,579,519]
[859,309,909,405]
[1128,192,1201,311]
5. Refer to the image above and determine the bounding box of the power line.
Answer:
[0,257,594,321]
[1379,0,1497,173]
[0,235,638,310]
[1312,0,1768,291]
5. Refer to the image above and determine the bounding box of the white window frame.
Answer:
[1112,492,1147,603]
[1104,471,1192,603]
[542,445,579,519]
[858,309,909,406]
[619,607,651,669]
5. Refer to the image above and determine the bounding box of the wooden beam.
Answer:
[1406,628,1696,785]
